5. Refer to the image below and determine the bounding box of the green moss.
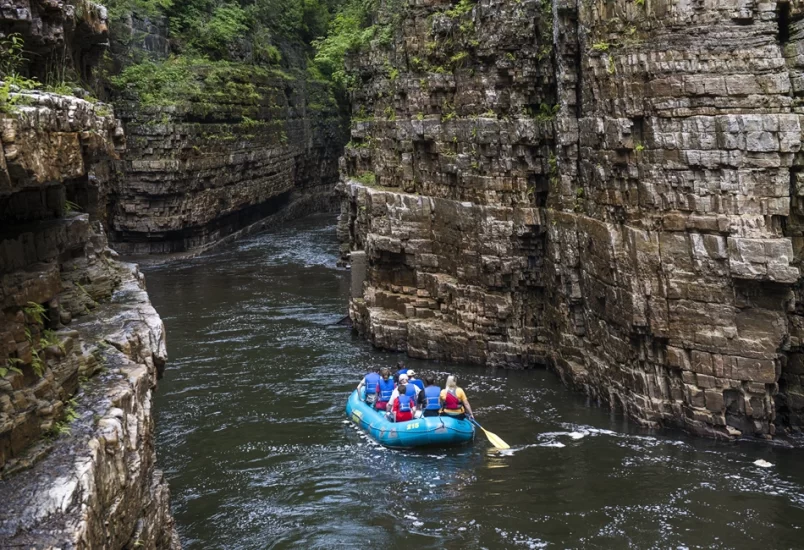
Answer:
[445,0,475,18]
[111,56,273,107]
[354,171,377,185]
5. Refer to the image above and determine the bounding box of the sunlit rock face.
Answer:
[338,0,804,439]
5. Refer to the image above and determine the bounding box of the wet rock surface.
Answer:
[0,264,177,549]
[338,0,804,439]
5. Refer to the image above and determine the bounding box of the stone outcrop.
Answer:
[0,88,178,546]
[110,74,347,255]
[338,0,804,439]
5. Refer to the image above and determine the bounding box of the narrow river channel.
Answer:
[144,214,804,549]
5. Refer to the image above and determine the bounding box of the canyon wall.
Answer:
[0,88,178,548]
[339,0,804,438]
[105,12,349,256]
[110,73,347,256]
[0,4,178,547]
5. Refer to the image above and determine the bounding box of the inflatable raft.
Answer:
[345,389,475,448]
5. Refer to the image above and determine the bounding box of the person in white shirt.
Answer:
[385,373,421,412]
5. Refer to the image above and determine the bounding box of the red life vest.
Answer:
[444,389,462,410]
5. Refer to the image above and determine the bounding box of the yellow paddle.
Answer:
[470,418,510,450]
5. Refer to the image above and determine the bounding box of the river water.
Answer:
[144,214,804,549]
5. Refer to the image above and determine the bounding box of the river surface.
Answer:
[145,214,804,549]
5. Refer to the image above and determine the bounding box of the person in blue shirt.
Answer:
[406,369,425,392]
[419,376,442,417]
[357,367,381,405]
[393,362,408,383]
[374,367,395,412]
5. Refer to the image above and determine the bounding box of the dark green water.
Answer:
[145,214,804,549]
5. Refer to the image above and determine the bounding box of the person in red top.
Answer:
[390,384,416,422]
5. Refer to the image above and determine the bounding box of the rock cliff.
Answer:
[111,72,346,255]
[104,11,349,256]
[0,86,178,547]
[338,0,804,438]
[0,3,179,545]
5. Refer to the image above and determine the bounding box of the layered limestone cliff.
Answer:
[111,73,347,255]
[339,0,804,438]
[0,4,178,544]
[104,13,349,256]
[0,87,178,548]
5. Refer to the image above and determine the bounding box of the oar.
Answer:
[470,418,510,450]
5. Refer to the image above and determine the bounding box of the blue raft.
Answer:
[345,389,475,448]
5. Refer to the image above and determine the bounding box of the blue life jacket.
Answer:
[377,378,394,402]
[404,384,416,397]
[424,385,441,410]
[397,394,413,413]
[365,372,381,395]
[410,378,424,392]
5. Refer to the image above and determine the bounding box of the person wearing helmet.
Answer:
[406,369,425,392]
[385,373,419,412]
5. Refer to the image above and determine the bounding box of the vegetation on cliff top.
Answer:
[107,0,348,108]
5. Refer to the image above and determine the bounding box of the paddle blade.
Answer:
[481,427,510,450]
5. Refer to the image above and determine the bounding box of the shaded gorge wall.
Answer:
[338,0,804,440]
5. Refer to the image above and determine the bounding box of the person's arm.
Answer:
[417,390,426,407]
[357,376,366,391]
[386,391,397,411]
[461,390,474,419]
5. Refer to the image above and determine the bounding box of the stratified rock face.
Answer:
[339,0,804,438]
[111,74,347,255]
[0,90,178,547]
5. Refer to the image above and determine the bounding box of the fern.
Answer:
[31,348,45,377]
[42,330,66,353]
[23,301,48,326]
[64,200,81,214]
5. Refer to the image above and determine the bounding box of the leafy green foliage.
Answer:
[354,171,377,185]
[111,55,271,107]
[49,399,80,437]
[312,0,374,88]
[0,33,39,112]
[527,103,560,122]
[445,0,475,18]
[1,358,24,378]
[30,348,45,377]
[23,302,48,326]
[183,3,250,59]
